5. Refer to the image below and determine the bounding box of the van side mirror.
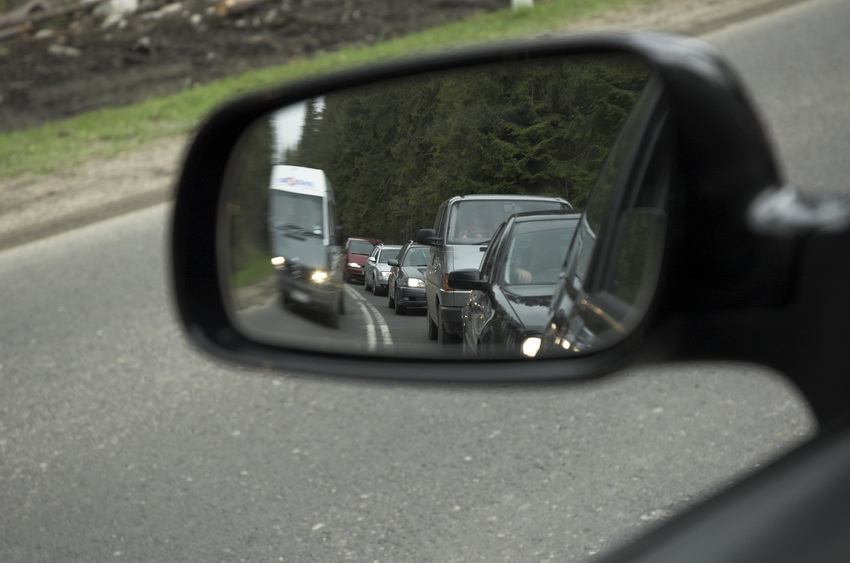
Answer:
[416,228,441,246]
[446,269,489,292]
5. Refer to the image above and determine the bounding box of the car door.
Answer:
[465,220,509,353]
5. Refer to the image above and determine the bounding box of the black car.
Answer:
[448,210,581,358]
[386,242,429,315]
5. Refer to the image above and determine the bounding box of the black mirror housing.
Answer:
[171,31,850,422]
[415,228,440,246]
[446,269,488,292]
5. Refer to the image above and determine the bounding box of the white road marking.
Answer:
[344,285,394,352]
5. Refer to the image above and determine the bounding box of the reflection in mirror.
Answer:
[540,79,670,357]
[219,53,661,359]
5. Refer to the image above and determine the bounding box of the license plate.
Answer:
[291,290,311,304]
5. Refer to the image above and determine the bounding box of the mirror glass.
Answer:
[219,53,662,359]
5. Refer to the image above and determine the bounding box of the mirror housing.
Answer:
[171,31,785,379]
[171,31,850,422]
[446,269,489,292]
[415,228,441,246]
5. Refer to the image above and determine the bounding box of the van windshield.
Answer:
[269,191,328,269]
[447,199,569,244]
[270,191,324,236]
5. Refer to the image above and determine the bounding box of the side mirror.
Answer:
[415,228,440,246]
[387,259,399,267]
[446,269,489,292]
[171,31,850,399]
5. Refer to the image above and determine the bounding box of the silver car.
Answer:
[364,244,401,296]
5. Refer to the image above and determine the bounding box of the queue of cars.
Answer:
[347,195,580,350]
[348,204,581,355]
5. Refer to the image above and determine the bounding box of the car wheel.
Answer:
[280,291,291,309]
[395,302,406,315]
[388,287,395,309]
[427,308,438,341]
[364,275,371,292]
[462,340,474,357]
[324,299,340,329]
[437,309,456,343]
[339,291,346,315]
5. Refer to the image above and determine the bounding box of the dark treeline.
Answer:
[284,54,650,243]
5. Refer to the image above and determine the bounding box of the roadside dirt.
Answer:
[0,0,808,250]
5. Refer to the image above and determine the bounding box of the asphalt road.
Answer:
[2,0,845,560]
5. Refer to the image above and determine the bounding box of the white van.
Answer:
[268,165,345,328]
[416,194,571,342]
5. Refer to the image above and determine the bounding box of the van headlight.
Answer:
[311,270,330,283]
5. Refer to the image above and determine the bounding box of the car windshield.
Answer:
[270,191,324,236]
[349,240,376,255]
[402,247,429,267]
[447,200,569,244]
[378,248,400,263]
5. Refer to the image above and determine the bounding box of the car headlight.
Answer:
[347,262,361,269]
[521,336,542,358]
[405,278,425,288]
[271,256,286,269]
[311,270,330,283]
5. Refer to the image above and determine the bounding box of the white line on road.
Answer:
[344,285,394,352]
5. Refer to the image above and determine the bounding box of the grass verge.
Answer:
[0,0,657,180]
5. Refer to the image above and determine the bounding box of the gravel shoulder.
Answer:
[0,0,810,251]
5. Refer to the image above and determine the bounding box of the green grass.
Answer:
[0,0,658,180]
[232,256,275,288]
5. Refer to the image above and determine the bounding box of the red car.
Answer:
[343,237,382,283]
